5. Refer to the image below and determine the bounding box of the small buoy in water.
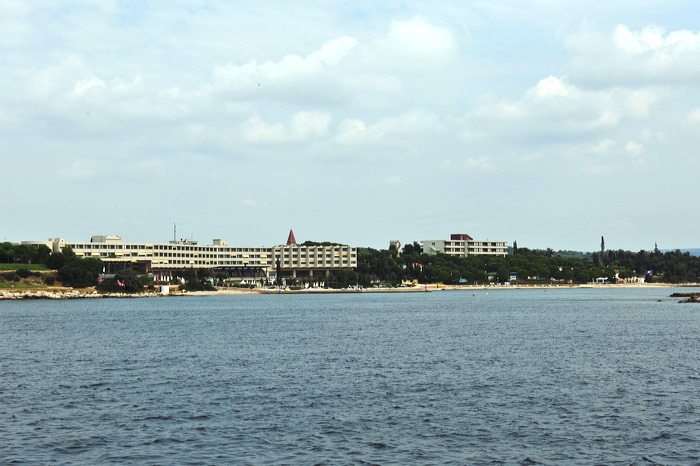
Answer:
[472,293,476,296]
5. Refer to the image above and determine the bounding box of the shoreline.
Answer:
[1,282,698,300]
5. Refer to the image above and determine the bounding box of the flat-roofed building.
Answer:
[23,229,357,280]
[422,233,508,257]
[270,244,357,278]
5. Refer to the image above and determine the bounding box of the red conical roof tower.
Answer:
[286,228,297,245]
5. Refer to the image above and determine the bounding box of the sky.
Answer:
[2,1,699,252]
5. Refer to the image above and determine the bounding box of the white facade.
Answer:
[270,244,357,271]
[24,236,358,278]
[422,234,508,257]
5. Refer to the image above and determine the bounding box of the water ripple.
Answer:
[1,288,700,464]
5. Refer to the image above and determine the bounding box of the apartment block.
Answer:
[23,229,357,280]
[422,233,508,257]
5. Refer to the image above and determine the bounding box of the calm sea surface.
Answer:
[2,288,700,465]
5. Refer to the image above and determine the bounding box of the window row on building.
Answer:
[23,235,358,278]
[422,234,508,257]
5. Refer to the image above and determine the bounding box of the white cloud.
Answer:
[290,112,331,139]
[687,109,700,123]
[29,54,93,100]
[463,156,491,169]
[570,24,700,86]
[336,109,442,145]
[335,119,367,145]
[587,112,620,128]
[625,141,645,156]
[579,165,611,176]
[4,2,700,252]
[72,76,105,97]
[375,17,457,66]
[592,138,615,153]
[475,76,659,136]
[238,111,331,144]
[612,25,700,60]
[527,75,574,99]
[480,102,524,120]
[57,160,97,178]
[640,129,666,143]
[24,54,195,122]
[212,36,358,93]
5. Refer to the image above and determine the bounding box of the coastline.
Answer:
[1,282,697,300]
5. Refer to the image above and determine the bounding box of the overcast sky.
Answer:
[2,1,699,252]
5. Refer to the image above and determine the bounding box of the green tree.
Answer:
[14,244,33,264]
[32,245,52,264]
[47,251,67,270]
[115,268,141,292]
[0,242,14,263]
[59,257,103,288]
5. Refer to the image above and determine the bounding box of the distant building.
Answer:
[389,240,401,254]
[286,228,297,245]
[422,233,508,257]
[23,230,357,280]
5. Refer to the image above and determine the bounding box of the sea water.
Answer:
[1,287,699,464]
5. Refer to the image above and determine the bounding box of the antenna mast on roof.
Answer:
[173,218,177,243]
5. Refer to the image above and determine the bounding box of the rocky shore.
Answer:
[0,290,167,300]
[670,292,700,303]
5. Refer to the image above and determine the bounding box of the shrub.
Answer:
[115,268,141,292]
[182,280,216,292]
[43,276,56,286]
[96,269,143,293]
[96,278,121,292]
[16,268,30,278]
[59,261,102,288]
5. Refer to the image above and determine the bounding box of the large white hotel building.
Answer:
[23,229,357,280]
[422,233,508,257]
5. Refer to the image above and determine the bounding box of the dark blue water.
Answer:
[2,288,700,464]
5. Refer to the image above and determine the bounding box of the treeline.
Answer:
[0,242,51,264]
[327,243,700,287]
[4,241,700,289]
[0,244,104,288]
[47,246,104,288]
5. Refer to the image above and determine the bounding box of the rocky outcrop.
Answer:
[670,292,700,303]
[0,290,166,300]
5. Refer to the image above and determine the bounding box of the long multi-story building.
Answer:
[422,233,508,257]
[23,229,357,280]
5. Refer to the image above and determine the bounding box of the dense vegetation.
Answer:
[97,267,151,293]
[170,268,217,292]
[2,240,700,290]
[48,246,104,288]
[300,241,345,246]
[0,242,51,264]
[325,242,700,288]
[0,268,54,289]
